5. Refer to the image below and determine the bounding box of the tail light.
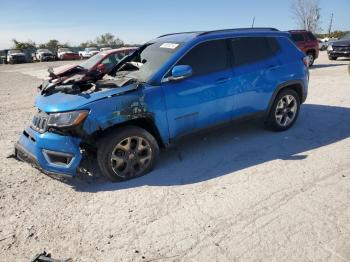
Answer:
[303,56,310,67]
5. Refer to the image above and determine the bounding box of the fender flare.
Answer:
[266,80,306,115]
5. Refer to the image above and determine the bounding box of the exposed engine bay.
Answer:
[39,47,147,96]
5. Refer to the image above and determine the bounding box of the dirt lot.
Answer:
[0,53,349,262]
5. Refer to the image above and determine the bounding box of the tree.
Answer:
[95,33,124,48]
[79,40,96,48]
[12,39,36,50]
[291,0,321,33]
[38,40,70,51]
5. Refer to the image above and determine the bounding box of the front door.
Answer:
[161,39,235,139]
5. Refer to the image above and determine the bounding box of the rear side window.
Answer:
[291,33,305,42]
[230,37,279,67]
[177,40,229,76]
[306,32,317,41]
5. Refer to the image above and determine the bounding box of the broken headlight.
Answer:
[47,110,89,128]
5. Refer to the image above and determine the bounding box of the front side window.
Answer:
[176,40,229,76]
[230,37,278,67]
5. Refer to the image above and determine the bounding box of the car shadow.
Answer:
[311,63,348,69]
[66,104,350,192]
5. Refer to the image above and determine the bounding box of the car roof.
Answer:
[155,28,289,43]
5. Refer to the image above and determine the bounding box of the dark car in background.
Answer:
[44,47,136,87]
[327,32,350,60]
[289,30,319,66]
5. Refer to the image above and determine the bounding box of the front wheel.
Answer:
[265,89,300,131]
[328,55,337,61]
[97,126,159,182]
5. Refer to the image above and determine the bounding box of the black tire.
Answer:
[97,126,159,182]
[328,55,337,61]
[265,89,300,132]
[307,51,315,67]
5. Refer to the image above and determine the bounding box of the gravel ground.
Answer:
[0,53,349,262]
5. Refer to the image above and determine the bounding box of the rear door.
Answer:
[229,37,282,117]
[162,39,235,138]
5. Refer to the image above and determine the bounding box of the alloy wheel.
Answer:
[274,95,298,127]
[110,136,152,178]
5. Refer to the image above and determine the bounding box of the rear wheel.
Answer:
[265,89,300,131]
[307,52,315,67]
[97,126,159,182]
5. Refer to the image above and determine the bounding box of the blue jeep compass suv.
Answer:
[15,28,309,181]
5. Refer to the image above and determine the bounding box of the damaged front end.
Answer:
[15,76,148,177]
[15,43,169,178]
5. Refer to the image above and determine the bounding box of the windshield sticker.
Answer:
[160,43,179,49]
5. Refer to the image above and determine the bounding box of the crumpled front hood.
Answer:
[35,83,137,113]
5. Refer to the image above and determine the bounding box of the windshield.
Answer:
[122,42,182,82]
[88,47,98,51]
[341,32,350,40]
[79,53,104,69]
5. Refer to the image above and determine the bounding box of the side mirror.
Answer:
[169,65,192,81]
[97,63,106,73]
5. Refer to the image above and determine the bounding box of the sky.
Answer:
[0,0,349,49]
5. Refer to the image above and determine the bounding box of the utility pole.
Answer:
[252,16,255,28]
[328,13,334,37]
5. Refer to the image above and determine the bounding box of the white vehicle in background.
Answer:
[100,47,112,52]
[318,38,338,51]
[34,49,55,61]
[78,47,99,59]
[318,39,327,51]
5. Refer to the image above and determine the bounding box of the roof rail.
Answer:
[157,31,202,38]
[198,27,279,36]
[157,28,279,38]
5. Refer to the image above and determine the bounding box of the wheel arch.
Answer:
[267,80,305,115]
[92,117,165,148]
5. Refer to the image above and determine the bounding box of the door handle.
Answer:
[215,77,231,84]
